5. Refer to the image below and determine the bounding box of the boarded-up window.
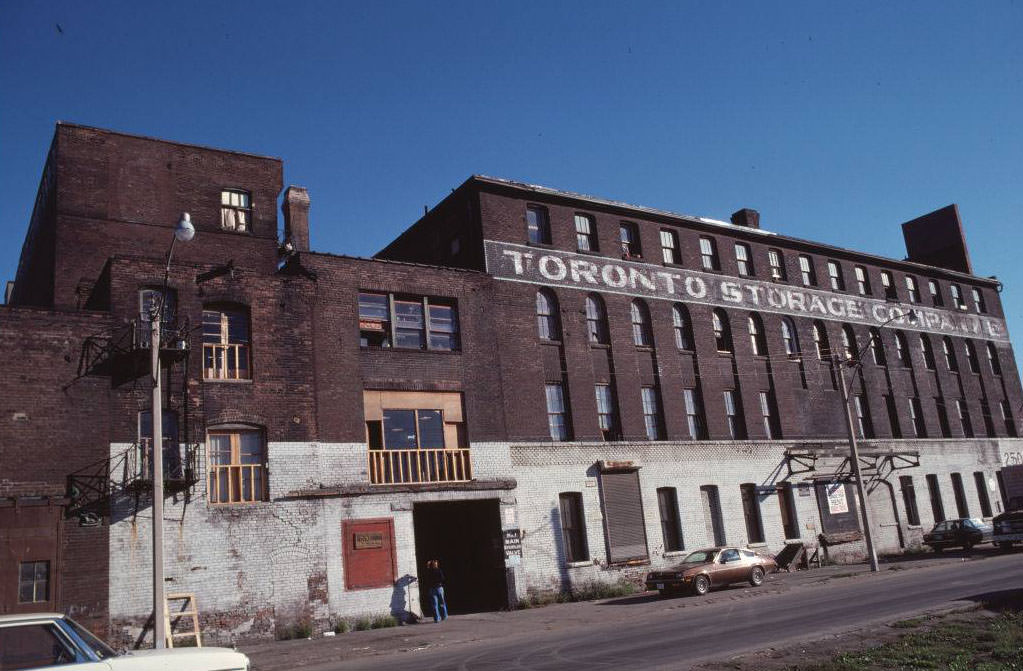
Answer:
[815,482,860,538]
[599,470,649,563]
[342,519,396,590]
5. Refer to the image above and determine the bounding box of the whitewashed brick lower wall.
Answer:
[106,436,1019,644]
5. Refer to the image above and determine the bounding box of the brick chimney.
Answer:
[282,186,310,252]
[730,208,760,229]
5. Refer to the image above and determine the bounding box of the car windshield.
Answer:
[964,518,986,528]
[681,550,718,564]
[66,617,118,660]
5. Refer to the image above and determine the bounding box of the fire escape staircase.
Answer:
[67,316,199,519]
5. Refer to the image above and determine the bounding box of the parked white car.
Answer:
[0,613,249,670]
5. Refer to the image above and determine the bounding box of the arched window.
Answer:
[631,300,654,347]
[672,304,693,350]
[748,313,767,356]
[964,340,980,374]
[841,325,858,360]
[585,294,610,345]
[203,305,251,380]
[920,334,936,370]
[536,290,561,341]
[712,309,733,353]
[942,337,958,371]
[812,322,830,360]
[781,317,800,356]
[868,328,885,365]
[895,331,910,367]
[987,342,1002,375]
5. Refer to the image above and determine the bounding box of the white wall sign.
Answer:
[484,240,1008,342]
[826,483,850,515]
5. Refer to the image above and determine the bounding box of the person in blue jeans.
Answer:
[424,559,448,622]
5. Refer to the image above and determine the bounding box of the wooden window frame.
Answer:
[203,307,251,380]
[207,428,267,505]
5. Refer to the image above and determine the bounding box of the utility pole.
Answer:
[834,355,880,572]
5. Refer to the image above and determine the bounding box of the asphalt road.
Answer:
[326,553,1023,670]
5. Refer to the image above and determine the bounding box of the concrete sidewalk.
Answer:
[240,550,992,670]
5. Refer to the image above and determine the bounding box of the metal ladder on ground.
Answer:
[164,592,202,648]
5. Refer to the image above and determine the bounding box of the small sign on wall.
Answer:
[354,532,384,550]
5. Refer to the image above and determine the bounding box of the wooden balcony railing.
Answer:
[208,464,266,504]
[368,448,472,485]
[204,343,251,380]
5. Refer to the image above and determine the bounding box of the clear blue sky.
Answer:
[2,1,1022,359]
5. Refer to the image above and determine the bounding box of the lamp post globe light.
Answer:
[151,213,193,648]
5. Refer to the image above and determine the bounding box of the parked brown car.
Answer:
[645,547,778,597]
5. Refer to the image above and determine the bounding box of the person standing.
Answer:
[424,559,448,622]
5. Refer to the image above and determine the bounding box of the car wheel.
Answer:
[996,542,1012,551]
[963,542,974,551]
[749,566,765,587]
[692,575,710,596]
[933,545,942,553]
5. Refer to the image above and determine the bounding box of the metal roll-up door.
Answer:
[600,470,649,563]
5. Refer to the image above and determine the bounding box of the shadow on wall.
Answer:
[389,574,419,623]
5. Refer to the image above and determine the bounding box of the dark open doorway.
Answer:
[413,499,507,615]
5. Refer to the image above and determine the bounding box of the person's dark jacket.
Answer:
[424,566,445,589]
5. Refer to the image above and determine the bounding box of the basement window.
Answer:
[18,561,50,603]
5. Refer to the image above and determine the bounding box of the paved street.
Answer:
[243,549,1023,670]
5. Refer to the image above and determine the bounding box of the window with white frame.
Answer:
[700,237,719,271]
[987,342,1002,375]
[641,386,665,440]
[881,271,896,299]
[595,384,619,441]
[768,249,786,280]
[682,387,706,439]
[958,400,974,438]
[853,395,873,438]
[221,189,251,232]
[781,317,800,356]
[735,243,753,276]
[631,300,653,347]
[759,390,780,439]
[905,276,921,303]
[929,279,943,306]
[854,266,870,295]
[1002,400,1018,437]
[943,337,958,371]
[585,294,610,345]
[660,229,681,264]
[536,290,561,341]
[827,260,844,291]
[545,383,570,441]
[713,309,732,353]
[723,390,745,439]
[672,304,692,350]
[972,288,987,313]
[798,255,816,286]
[950,283,966,309]
[575,214,598,251]
[748,313,767,356]
[964,341,980,373]
[920,334,936,370]
[18,561,50,603]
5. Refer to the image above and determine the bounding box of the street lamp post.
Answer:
[151,213,194,649]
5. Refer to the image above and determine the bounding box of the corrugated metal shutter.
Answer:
[600,470,649,563]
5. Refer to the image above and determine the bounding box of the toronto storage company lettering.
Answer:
[485,240,1008,342]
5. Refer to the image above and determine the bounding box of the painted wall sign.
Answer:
[503,528,523,558]
[484,240,1009,342]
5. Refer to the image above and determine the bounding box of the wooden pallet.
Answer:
[164,592,202,648]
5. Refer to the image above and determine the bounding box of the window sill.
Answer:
[576,248,603,257]
[662,550,687,558]
[676,348,695,354]
[526,240,554,249]
[589,343,611,350]
[204,378,253,384]
[747,542,768,549]
[360,346,462,355]
[662,262,685,269]
[635,346,655,352]
[564,560,592,569]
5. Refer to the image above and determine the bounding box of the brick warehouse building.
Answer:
[2,122,1022,644]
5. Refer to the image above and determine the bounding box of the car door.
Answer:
[717,548,744,584]
[0,620,112,670]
